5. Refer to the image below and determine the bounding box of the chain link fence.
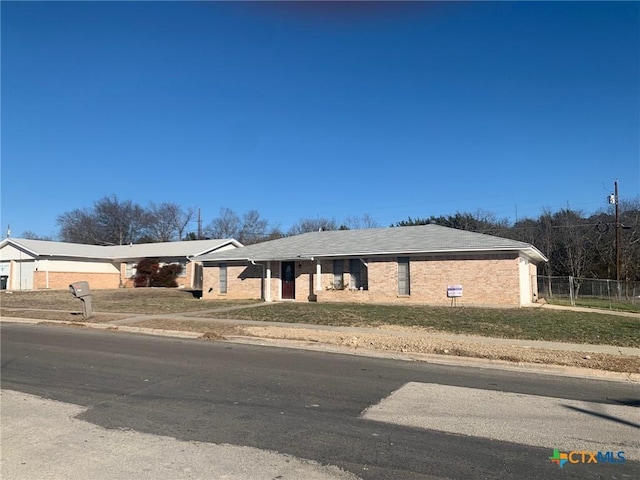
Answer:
[536,276,640,311]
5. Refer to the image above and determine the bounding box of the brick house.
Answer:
[0,238,242,291]
[194,225,548,307]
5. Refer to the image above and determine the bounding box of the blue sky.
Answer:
[2,1,639,239]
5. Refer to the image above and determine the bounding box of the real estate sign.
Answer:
[447,285,463,298]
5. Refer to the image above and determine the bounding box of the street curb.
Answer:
[2,316,638,383]
[0,317,204,339]
[219,335,640,383]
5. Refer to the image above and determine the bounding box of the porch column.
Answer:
[265,261,272,302]
[315,261,322,291]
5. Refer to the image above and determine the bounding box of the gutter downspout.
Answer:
[265,261,271,302]
[186,255,194,290]
[315,259,322,292]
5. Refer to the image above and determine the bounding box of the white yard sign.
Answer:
[447,285,463,298]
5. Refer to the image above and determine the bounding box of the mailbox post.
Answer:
[69,281,92,319]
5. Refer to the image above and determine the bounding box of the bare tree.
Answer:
[175,206,196,241]
[238,210,268,245]
[20,231,54,241]
[147,202,195,242]
[205,207,241,239]
[205,208,280,244]
[57,208,105,244]
[541,208,594,298]
[263,226,285,241]
[94,196,149,245]
[57,195,149,245]
[287,217,337,235]
[536,209,556,278]
[341,213,380,230]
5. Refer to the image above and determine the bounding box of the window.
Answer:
[177,261,187,278]
[333,260,344,288]
[349,259,368,290]
[398,257,410,295]
[125,262,137,278]
[162,262,188,278]
[219,263,227,294]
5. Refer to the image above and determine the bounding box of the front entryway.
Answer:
[281,261,295,300]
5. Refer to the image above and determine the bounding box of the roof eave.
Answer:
[191,240,243,258]
[198,246,548,263]
[1,239,40,257]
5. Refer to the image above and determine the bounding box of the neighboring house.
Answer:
[0,238,242,291]
[194,225,548,307]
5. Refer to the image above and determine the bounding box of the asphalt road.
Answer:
[1,323,639,480]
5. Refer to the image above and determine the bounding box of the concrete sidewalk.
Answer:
[540,303,640,318]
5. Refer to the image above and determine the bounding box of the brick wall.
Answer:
[317,254,523,307]
[201,262,263,300]
[201,254,527,307]
[292,261,316,302]
[33,271,120,290]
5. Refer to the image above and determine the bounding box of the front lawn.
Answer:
[197,302,640,348]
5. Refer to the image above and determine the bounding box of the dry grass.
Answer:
[0,288,258,314]
[193,302,640,348]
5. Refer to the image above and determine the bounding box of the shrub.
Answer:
[152,263,183,288]
[133,258,183,288]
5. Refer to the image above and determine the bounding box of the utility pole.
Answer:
[608,181,621,292]
[615,180,620,285]
[197,208,202,240]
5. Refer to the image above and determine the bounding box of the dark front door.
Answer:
[281,262,295,300]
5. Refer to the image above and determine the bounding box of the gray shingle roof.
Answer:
[0,238,242,261]
[194,225,548,263]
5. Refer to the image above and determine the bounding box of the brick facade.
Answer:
[317,254,525,306]
[201,262,263,300]
[31,262,196,291]
[201,253,537,307]
[33,271,121,290]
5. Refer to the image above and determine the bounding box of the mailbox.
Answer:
[69,281,90,298]
[69,281,92,319]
